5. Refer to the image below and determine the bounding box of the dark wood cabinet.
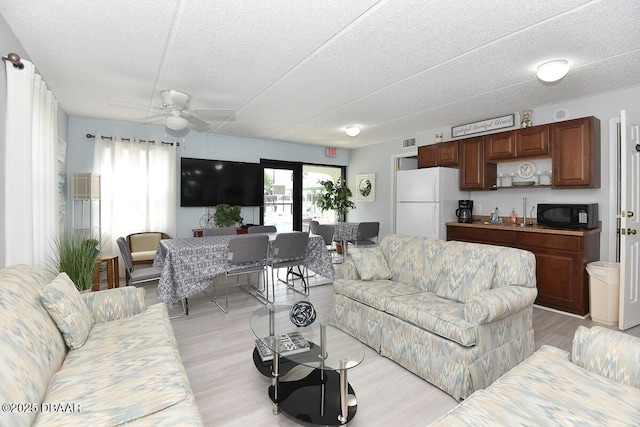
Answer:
[418,141,459,168]
[418,145,438,168]
[446,224,600,316]
[446,226,517,247]
[485,130,516,160]
[460,137,496,190]
[438,141,459,166]
[517,125,549,157]
[551,117,600,188]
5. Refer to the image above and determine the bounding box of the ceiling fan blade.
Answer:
[185,115,210,130]
[108,97,163,112]
[192,109,236,121]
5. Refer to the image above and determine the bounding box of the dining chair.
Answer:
[202,227,237,236]
[117,237,188,317]
[349,222,380,247]
[269,232,310,296]
[125,231,172,281]
[308,220,320,234]
[315,224,338,262]
[248,225,277,234]
[212,234,270,313]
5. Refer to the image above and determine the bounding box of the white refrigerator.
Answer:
[395,167,463,239]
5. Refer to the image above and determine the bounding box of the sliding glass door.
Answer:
[261,160,344,232]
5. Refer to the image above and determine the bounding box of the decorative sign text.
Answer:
[451,114,515,137]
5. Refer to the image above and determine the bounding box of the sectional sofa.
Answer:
[0,264,202,426]
[332,234,537,400]
[431,326,640,425]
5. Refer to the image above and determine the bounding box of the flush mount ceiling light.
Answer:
[345,125,360,137]
[536,59,569,83]
[165,112,188,130]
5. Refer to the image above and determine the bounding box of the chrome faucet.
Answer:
[520,198,534,227]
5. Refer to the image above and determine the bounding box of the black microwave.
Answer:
[537,203,598,230]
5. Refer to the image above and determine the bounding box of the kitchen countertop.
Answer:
[446,220,602,236]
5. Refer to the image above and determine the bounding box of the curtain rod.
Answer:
[85,133,180,146]
[2,52,24,69]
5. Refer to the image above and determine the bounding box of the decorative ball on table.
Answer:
[289,301,316,327]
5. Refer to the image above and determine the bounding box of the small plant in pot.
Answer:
[213,204,243,228]
[50,231,101,291]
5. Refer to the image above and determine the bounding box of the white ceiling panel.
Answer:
[1,0,639,148]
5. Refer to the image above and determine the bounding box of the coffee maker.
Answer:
[456,200,474,223]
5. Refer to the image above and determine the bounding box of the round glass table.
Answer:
[250,304,364,426]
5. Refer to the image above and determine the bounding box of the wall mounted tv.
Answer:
[180,157,264,207]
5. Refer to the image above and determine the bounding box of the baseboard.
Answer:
[534,304,589,320]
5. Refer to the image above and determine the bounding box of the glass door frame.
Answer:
[260,159,346,231]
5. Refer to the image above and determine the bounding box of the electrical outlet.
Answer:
[476,204,482,213]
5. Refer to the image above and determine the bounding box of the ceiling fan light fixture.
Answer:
[165,115,188,130]
[345,125,360,137]
[536,59,569,83]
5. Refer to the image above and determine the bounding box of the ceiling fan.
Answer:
[109,90,236,131]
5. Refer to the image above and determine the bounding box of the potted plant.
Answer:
[213,204,243,227]
[50,231,101,291]
[316,178,356,222]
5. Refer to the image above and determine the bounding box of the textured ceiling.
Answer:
[1,0,639,149]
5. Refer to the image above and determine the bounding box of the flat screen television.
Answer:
[180,157,264,207]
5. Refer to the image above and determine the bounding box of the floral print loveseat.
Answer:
[0,264,202,426]
[332,234,537,400]
[431,326,640,425]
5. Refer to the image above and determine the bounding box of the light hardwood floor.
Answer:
[130,274,640,427]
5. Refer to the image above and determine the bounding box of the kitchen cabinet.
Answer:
[460,137,496,190]
[437,141,459,166]
[517,125,549,157]
[551,117,600,188]
[485,130,516,160]
[418,145,438,168]
[485,126,550,161]
[418,141,459,168]
[446,223,601,316]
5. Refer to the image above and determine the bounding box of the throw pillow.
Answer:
[40,273,94,349]
[434,257,496,303]
[350,247,392,281]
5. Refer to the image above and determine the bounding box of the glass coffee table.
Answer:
[250,304,364,426]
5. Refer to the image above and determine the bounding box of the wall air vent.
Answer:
[402,137,417,149]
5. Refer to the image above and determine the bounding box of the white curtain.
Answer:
[3,59,58,267]
[93,135,177,257]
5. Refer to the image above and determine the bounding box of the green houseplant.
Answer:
[50,231,101,291]
[213,204,243,227]
[316,178,356,222]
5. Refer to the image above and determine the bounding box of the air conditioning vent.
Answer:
[402,137,417,148]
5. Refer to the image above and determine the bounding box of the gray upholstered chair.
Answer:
[248,225,277,234]
[202,227,237,236]
[349,222,380,247]
[269,232,310,296]
[117,237,163,286]
[117,237,187,317]
[315,224,338,262]
[212,234,270,313]
[125,231,172,281]
[308,220,320,234]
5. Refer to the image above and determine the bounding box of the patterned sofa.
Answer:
[0,264,202,426]
[332,234,537,400]
[431,326,640,425]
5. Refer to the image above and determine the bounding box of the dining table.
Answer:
[154,232,334,306]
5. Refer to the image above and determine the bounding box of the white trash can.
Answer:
[586,261,620,326]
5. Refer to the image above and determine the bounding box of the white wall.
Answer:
[347,85,640,262]
[67,117,349,238]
